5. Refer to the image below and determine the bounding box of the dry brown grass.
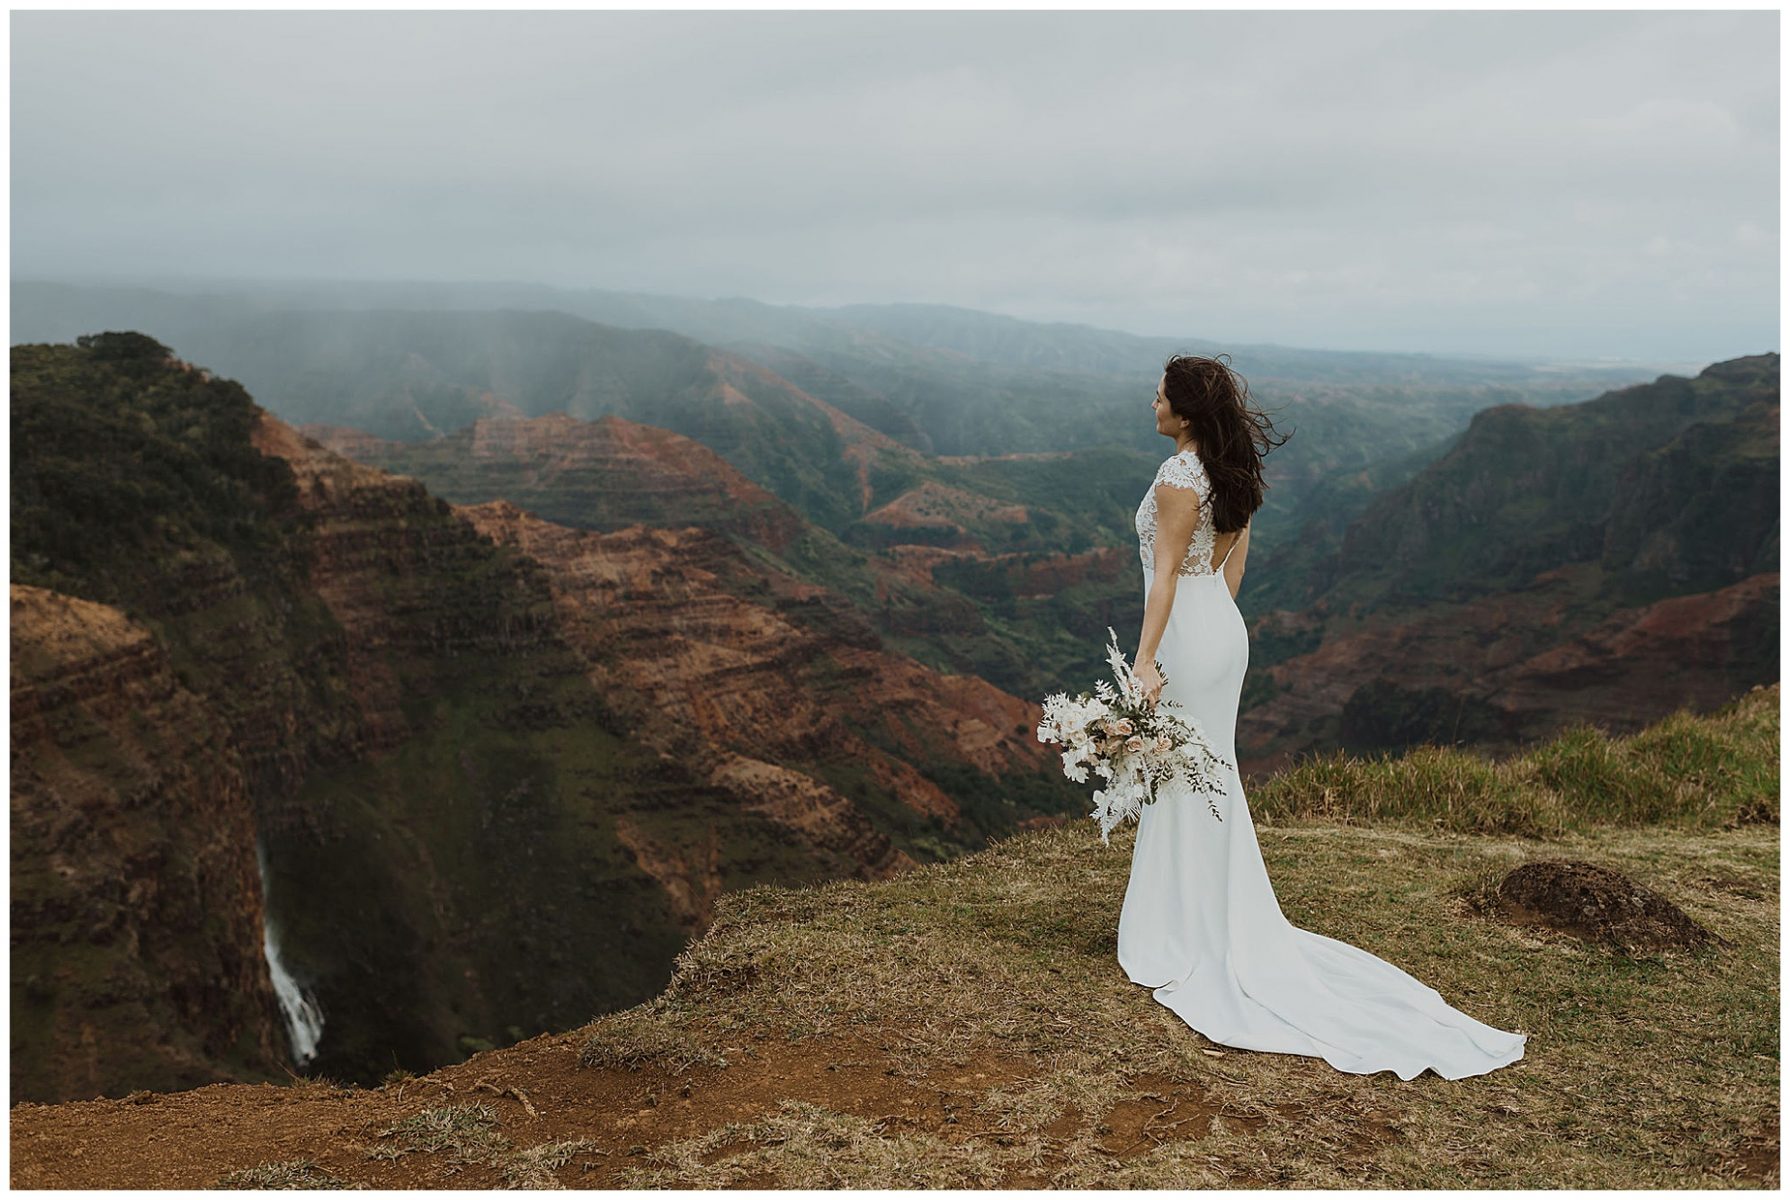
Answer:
[619,1098,1009,1188]
[571,685,1779,1187]
[211,1157,363,1189]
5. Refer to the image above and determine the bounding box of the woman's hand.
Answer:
[1133,658,1165,708]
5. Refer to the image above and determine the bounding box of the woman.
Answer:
[1118,353,1527,1081]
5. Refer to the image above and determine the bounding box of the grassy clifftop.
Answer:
[11,684,1779,1188]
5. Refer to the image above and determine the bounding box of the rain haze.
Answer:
[9,7,1779,364]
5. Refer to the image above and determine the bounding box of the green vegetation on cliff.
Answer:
[7,332,1091,1101]
[1306,353,1779,616]
[12,332,301,604]
[8,335,717,1091]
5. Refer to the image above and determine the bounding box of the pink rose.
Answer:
[1114,718,1135,736]
[1124,734,1145,753]
[1154,734,1173,753]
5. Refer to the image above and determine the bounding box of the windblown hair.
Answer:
[1161,353,1291,534]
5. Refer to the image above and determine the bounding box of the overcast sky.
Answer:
[10,8,1779,363]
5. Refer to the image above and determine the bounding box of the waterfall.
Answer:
[255,840,325,1066]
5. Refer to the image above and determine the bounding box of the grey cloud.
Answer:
[10,8,1777,361]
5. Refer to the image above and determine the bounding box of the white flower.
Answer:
[1047,628,1239,841]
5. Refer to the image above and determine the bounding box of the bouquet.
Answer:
[1037,627,1232,845]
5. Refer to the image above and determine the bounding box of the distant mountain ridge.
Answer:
[11,275,1665,480]
[11,279,1681,685]
[1238,353,1779,764]
[304,413,811,553]
[14,275,1676,383]
[11,285,1770,747]
[1315,353,1779,612]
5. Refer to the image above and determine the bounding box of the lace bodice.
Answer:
[1136,449,1220,577]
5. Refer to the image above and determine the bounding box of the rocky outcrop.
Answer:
[10,584,288,1102]
[2,340,713,1090]
[300,410,1101,699]
[855,480,1030,551]
[698,347,928,518]
[455,500,1068,869]
[301,413,811,556]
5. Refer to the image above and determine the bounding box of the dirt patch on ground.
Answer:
[1707,1109,1780,1187]
[1088,1071,1219,1156]
[1486,858,1731,954]
[10,1025,1264,1189]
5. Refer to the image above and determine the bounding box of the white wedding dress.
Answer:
[1117,448,1527,1081]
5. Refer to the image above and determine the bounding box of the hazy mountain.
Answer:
[1237,353,1780,764]
[11,280,1768,753]
[12,278,1668,510]
[1315,354,1779,612]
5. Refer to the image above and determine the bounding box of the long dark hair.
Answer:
[1161,352,1290,534]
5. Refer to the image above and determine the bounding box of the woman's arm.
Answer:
[1136,482,1201,676]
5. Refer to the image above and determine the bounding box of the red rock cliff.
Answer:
[11,584,288,1102]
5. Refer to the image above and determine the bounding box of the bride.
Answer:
[1118,353,1527,1081]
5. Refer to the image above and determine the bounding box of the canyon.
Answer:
[10,329,1777,1105]
[10,334,1078,1100]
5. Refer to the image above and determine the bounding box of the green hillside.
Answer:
[1310,353,1779,617]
